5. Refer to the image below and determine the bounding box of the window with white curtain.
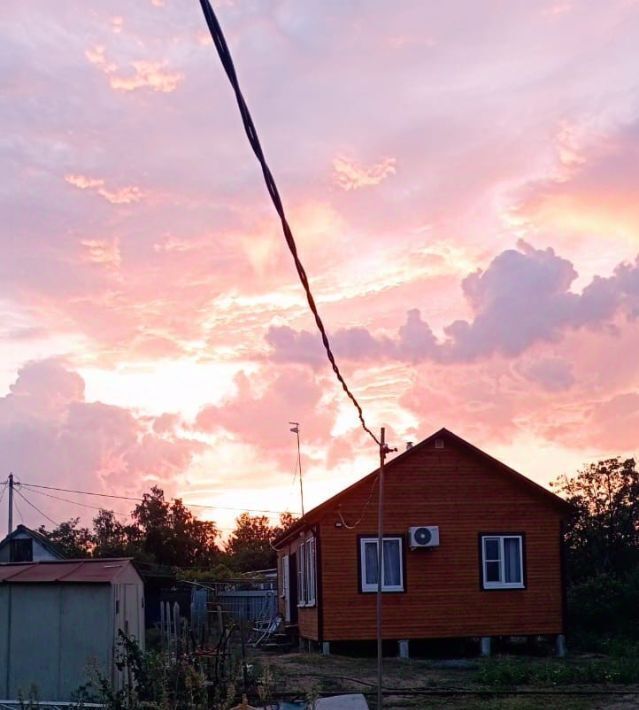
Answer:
[481,535,524,589]
[359,536,404,592]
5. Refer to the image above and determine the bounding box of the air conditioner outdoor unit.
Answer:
[409,526,440,549]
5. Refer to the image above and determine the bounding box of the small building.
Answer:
[0,558,145,700]
[273,428,571,657]
[0,524,65,562]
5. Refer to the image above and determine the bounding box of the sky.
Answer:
[1,0,639,537]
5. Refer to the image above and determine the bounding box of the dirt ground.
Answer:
[250,651,639,710]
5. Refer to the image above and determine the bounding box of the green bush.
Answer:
[568,569,639,648]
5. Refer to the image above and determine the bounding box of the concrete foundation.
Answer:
[556,634,567,658]
[480,636,492,657]
[322,641,331,656]
[398,639,410,659]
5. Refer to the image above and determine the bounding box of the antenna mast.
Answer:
[289,422,305,517]
[8,473,14,535]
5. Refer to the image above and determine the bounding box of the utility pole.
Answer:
[377,427,388,710]
[7,473,14,535]
[289,422,305,517]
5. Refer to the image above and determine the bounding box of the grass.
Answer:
[252,650,639,709]
[477,656,639,686]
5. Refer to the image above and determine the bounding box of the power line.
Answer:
[17,481,286,515]
[14,488,59,528]
[19,484,131,520]
[0,482,7,508]
[198,0,380,447]
[18,484,238,535]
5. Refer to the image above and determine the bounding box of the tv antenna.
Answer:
[289,422,305,517]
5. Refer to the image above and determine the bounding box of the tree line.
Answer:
[38,486,296,575]
[552,456,639,647]
[38,457,639,647]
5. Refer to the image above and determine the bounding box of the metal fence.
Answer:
[217,589,277,622]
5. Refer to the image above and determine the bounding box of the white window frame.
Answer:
[297,541,306,606]
[481,535,525,590]
[305,537,316,606]
[297,535,317,608]
[359,536,404,593]
[280,554,290,622]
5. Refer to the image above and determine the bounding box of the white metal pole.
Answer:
[289,422,305,517]
[376,427,386,709]
[7,473,14,535]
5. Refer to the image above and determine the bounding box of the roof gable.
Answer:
[273,427,571,546]
[0,524,66,559]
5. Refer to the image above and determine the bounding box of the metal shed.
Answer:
[0,558,144,702]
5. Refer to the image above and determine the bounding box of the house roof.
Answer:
[273,427,572,547]
[0,524,66,559]
[0,558,136,584]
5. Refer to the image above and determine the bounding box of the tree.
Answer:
[92,509,139,558]
[225,511,297,572]
[38,517,93,558]
[130,486,220,567]
[552,457,639,582]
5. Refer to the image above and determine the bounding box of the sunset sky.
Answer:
[2,0,639,537]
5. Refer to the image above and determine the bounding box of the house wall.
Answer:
[315,439,564,642]
[277,533,319,641]
[0,584,112,700]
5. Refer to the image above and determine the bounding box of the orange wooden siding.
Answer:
[318,442,564,641]
[277,533,319,641]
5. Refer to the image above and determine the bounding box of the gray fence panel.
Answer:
[217,590,277,622]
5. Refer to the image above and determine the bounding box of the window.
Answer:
[10,538,33,562]
[305,537,316,605]
[297,535,317,607]
[280,554,290,622]
[481,535,524,589]
[297,542,306,604]
[279,555,288,598]
[359,537,404,592]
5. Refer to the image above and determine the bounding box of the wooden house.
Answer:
[0,524,65,562]
[272,428,571,657]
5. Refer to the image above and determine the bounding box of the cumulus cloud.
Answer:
[266,242,639,365]
[0,359,201,496]
[518,357,575,392]
[194,368,335,458]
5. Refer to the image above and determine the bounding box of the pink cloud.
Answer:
[267,242,639,365]
[2,0,639,518]
[0,360,202,504]
[65,174,145,205]
[332,156,397,191]
[194,368,335,462]
[109,61,183,94]
[85,43,182,94]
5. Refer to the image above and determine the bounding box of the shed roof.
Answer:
[273,427,572,547]
[0,558,136,584]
